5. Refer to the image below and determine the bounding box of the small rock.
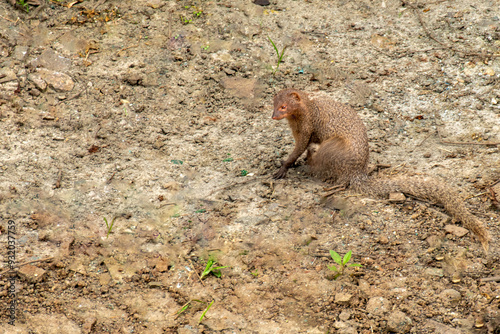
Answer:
[339,310,351,321]
[254,0,270,5]
[13,45,29,61]
[28,73,47,91]
[444,225,469,238]
[439,289,461,306]
[335,292,353,305]
[378,235,389,244]
[82,316,96,334]
[31,49,72,72]
[426,234,443,248]
[425,268,444,277]
[37,68,74,92]
[366,297,392,316]
[423,152,431,158]
[388,192,406,203]
[18,264,46,283]
[387,311,412,333]
[0,68,17,84]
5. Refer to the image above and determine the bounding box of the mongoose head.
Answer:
[272,89,305,120]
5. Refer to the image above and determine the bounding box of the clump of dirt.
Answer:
[0,0,499,333]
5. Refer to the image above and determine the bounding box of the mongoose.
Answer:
[272,88,491,252]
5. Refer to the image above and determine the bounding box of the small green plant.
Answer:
[251,270,259,277]
[222,153,233,162]
[268,37,287,75]
[171,159,183,165]
[175,299,214,323]
[240,170,248,176]
[200,257,228,279]
[199,300,214,323]
[17,0,30,12]
[179,15,192,24]
[201,45,209,51]
[103,216,117,238]
[328,250,362,279]
[193,10,203,17]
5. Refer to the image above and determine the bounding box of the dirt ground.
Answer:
[0,0,499,333]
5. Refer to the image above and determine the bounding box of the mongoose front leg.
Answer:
[273,143,308,179]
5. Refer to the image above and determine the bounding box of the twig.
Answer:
[0,257,54,276]
[54,170,62,189]
[465,192,488,200]
[416,132,433,147]
[117,44,139,55]
[480,276,500,283]
[189,259,205,286]
[106,172,116,184]
[208,177,263,196]
[440,139,499,146]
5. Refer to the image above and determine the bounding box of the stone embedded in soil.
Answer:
[425,268,444,277]
[36,68,74,92]
[388,192,406,203]
[387,310,412,333]
[31,49,72,72]
[426,234,443,248]
[0,68,17,84]
[366,297,392,316]
[335,292,353,305]
[439,289,462,306]
[444,225,469,238]
[18,264,46,283]
[28,73,47,91]
[378,235,389,244]
[221,77,258,98]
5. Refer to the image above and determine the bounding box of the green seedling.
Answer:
[17,0,30,12]
[103,216,117,238]
[199,300,214,323]
[328,250,362,279]
[223,153,233,162]
[175,299,214,323]
[201,45,209,51]
[200,257,228,279]
[179,15,192,24]
[268,37,287,75]
[171,159,183,165]
[240,170,248,176]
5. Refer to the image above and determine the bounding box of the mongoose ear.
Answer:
[290,92,301,102]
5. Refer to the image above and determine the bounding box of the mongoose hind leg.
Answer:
[308,137,361,189]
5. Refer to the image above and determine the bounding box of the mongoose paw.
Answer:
[273,168,288,179]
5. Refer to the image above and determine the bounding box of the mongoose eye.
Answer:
[280,105,286,111]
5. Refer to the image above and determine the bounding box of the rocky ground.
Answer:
[0,0,499,333]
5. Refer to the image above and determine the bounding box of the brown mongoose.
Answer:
[272,88,491,252]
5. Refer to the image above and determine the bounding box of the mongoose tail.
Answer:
[351,176,491,252]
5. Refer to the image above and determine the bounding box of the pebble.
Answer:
[388,192,406,203]
[366,297,392,316]
[335,292,353,305]
[28,72,48,91]
[439,289,461,306]
[425,268,444,277]
[444,225,469,238]
[387,310,412,333]
[18,264,46,283]
[37,68,74,92]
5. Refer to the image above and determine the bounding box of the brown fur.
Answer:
[272,88,491,252]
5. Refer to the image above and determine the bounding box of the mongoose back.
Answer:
[272,88,491,252]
